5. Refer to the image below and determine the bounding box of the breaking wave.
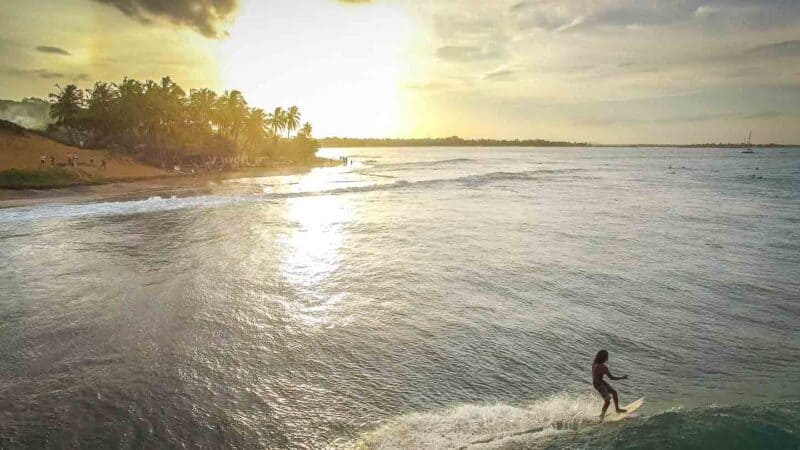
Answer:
[350,393,601,449]
[0,169,587,224]
[348,397,800,450]
[368,158,475,172]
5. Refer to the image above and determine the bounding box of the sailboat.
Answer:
[741,131,755,153]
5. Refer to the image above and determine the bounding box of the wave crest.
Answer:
[0,169,586,223]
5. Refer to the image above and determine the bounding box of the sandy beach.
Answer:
[0,157,336,208]
[0,119,335,208]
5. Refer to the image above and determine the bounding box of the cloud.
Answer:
[482,67,517,81]
[91,0,238,38]
[509,2,577,32]
[575,110,796,126]
[35,45,71,55]
[744,40,800,58]
[2,68,89,81]
[431,10,510,68]
[436,45,505,62]
[434,14,499,40]
[510,0,800,32]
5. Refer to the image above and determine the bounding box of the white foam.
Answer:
[0,168,569,224]
[0,194,251,224]
[351,392,601,450]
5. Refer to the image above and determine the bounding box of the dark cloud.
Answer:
[2,68,90,81]
[35,45,71,55]
[436,45,505,62]
[91,0,238,38]
[483,67,516,81]
[744,40,800,58]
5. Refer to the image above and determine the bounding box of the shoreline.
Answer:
[0,157,337,209]
[320,143,800,149]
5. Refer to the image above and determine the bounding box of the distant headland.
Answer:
[321,137,590,148]
[320,137,797,148]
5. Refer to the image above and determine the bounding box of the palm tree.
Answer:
[188,88,217,132]
[298,122,312,138]
[267,107,286,138]
[157,76,187,140]
[113,77,145,143]
[212,93,230,137]
[243,108,268,161]
[227,90,248,146]
[215,90,248,146]
[48,84,85,144]
[285,105,301,138]
[86,81,118,142]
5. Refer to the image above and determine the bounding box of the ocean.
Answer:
[0,147,798,448]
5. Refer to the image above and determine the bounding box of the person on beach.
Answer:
[592,349,628,419]
[40,154,46,168]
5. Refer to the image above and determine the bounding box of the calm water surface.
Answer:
[1,147,798,448]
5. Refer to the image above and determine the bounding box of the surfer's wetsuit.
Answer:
[592,363,615,400]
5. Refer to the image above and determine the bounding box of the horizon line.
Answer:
[319,136,800,148]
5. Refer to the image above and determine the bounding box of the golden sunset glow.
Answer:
[217,0,416,137]
[2,0,800,143]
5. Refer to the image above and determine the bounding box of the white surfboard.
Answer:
[603,397,644,422]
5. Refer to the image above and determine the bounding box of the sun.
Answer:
[215,0,415,138]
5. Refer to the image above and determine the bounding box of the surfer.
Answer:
[592,349,628,419]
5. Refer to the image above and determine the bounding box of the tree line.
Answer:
[320,136,590,148]
[48,76,319,168]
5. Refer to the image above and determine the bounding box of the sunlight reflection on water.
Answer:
[280,169,354,327]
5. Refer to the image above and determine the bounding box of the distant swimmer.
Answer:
[592,350,628,419]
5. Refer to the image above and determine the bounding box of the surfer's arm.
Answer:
[606,367,628,381]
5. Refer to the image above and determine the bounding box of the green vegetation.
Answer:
[47,77,319,168]
[320,136,590,148]
[0,168,85,189]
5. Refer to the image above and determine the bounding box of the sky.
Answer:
[1,0,799,144]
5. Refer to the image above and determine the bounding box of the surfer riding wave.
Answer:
[592,349,628,419]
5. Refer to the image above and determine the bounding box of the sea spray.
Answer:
[352,392,602,450]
